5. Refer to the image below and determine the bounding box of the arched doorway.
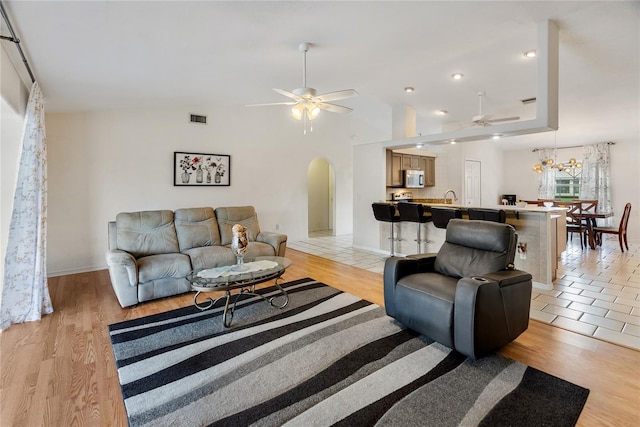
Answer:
[307,158,335,237]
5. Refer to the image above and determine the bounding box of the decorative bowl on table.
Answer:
[543,202,554,208]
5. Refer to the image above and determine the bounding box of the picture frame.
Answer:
[174,152,230,186]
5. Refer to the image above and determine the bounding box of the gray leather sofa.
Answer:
[106,206,287,307]
[383,219,532,360]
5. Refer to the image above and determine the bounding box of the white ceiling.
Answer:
[2,1,638,151]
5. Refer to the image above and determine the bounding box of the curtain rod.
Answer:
[532,141,615,153]
[0,1,35,83]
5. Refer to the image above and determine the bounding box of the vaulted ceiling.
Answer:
[2,1,638,150]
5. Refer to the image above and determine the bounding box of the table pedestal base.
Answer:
[193,277,289,327]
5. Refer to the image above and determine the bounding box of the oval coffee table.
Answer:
[186,256,291,327]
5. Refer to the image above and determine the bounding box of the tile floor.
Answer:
[289,231,640,351]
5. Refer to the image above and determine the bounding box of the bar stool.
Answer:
[397,202,432,253]
[467,208,506,223]
[372,202,402,257]
[430,207,462,229]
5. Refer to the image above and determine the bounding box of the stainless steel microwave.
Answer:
[403,169,424,188]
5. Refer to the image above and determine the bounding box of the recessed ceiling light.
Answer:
[492,134,501,140]
[523,50,537,58]
[451,73,464,80]
[416,143,424,149]
[450,139,456,144]
[436,110,448,116]
[404,87,415,93]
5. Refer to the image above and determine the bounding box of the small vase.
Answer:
[181,172,190,183]
[215,171,221,183]
[196,166,203,183]
[231,226,248,271]
[206,170,212,183]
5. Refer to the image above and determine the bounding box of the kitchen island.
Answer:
[378,203,566,290]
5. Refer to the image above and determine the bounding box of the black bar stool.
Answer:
[467,208,507,223]
[372,202,401,257]
[430,207,462,229]
[397,202,432,253]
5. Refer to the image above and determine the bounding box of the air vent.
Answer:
[520,97,536,105]
[189,114,207,124]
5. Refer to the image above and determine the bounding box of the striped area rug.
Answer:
[109,278,589,427]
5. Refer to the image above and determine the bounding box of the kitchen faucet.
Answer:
[444,189,458,203]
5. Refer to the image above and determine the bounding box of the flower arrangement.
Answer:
[204,156,226,177]
[179,155,195,172]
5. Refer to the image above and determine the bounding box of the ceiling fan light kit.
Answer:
[247,42,358,132]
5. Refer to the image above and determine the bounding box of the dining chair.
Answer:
[593,203,632,252]
[566,203,586,249]
[573,199,598,247]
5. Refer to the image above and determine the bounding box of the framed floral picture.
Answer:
[174,152,230,186]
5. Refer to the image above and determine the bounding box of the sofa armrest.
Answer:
[257,231,288,256]
[106,249,138,286]
[454,270,532,359]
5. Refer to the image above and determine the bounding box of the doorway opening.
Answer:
[307,158,335,237]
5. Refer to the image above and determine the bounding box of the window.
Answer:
[554,160,582,200]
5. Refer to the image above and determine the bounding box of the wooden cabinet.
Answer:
[402,154,421,170]
[386,150,403,187]
[387,150,436,187]
[424,157,435,186]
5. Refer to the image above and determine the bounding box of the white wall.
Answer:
[45,106,383,276]
[1,44,30,301]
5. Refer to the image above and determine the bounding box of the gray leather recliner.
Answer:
[383,219,532,360]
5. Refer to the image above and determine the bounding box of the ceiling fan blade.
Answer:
[312,89,359,103]
[245,101,297,107]
[272,88,303,101]
[487,116,521,123]
[317,103,353,114]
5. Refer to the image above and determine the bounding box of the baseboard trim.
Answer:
[48,265,107,278]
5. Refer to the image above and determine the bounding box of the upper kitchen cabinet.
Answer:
[386,150,436,187]
[425,157,435,186]
[402,154,420,170]
[386,150,403,187]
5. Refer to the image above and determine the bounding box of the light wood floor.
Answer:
[1,249,639,426]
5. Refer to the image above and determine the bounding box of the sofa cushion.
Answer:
[137,253,192,283]
[435,219,515,278]
[116,210,179,258]
[215,206,261,245]
[174,207,222,250]
[394,272,457,348]
[183,246,237,270]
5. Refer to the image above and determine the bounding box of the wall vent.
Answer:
[520,97,536,105]
[189,114,207,124]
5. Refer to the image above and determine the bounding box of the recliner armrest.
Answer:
[383,255,437,286]
[105,249,138,286]
[474,269,533,287]
[453,270,532,359]
[256,231,288,256]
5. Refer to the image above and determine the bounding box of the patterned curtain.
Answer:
[580,143,613,226]
[0,82,53,330]
[537,148,556,199]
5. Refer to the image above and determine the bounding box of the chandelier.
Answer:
[532,156,582,175]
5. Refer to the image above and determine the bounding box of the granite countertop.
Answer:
[385,199,566,213]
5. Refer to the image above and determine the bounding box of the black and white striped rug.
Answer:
[109,278,589,427]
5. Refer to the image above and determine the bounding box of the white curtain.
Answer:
[580,143,613,226]
[0,82,53,331]
[537,148,556,199]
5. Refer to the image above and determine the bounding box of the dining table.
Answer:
[583,211,614,249]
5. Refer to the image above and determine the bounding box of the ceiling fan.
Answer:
[466,91,520,127]
[247,43,358,121]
